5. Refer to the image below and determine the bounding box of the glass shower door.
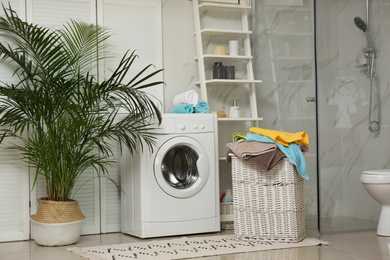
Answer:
[316,0,382,233]
[252,0,318,230]
[254,0,386,233]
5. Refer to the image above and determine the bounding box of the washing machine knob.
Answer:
[193,124,198,129]
[178,123,185,130]
[200,124,205,129]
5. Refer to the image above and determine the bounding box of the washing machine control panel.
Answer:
[176,116,214,133]
[154,114,216,134]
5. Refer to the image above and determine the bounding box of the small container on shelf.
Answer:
[229,40,239,56]
[213,62,224,79]
[228,99,240,118]
[224,66,235,79]
[216,107,227,118]
[213,46,227,55]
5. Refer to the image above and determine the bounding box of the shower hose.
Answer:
[368,72,381,133]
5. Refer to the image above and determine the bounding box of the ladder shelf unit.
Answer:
[193,0,263,227]
[192,0,262,122]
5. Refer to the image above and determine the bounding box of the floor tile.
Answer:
[0,229,388,260]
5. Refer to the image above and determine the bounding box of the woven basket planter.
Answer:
[30,198,85,223]
[231,156,305,243]
[30,198,85,246]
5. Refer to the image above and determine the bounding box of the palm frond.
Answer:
[0,5,163,201]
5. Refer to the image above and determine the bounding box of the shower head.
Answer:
[354,17,367,32]
[354,16,375,50]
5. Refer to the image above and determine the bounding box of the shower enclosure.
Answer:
[253,0,388,233]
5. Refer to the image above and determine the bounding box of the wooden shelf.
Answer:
[196,79,262,85]
[201,28,252,36]
[195,54,253,61]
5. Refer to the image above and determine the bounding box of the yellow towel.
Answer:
[249,127,309,147]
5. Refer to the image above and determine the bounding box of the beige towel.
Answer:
[226,141,276,160]
[226,148,286,171]
[247,149,286,170]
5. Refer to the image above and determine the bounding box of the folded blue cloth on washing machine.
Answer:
[246,132,309,180]
[171,104,194,113]
[194,101,209,113]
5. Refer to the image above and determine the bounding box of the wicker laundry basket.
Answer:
[231,155,305,242]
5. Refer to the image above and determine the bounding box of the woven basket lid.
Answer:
[30,198,85,224]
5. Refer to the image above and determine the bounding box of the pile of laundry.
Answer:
[171,90,209,113]
[226,127,310,180]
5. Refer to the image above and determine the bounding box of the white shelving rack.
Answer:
[192,0,263,228]
[192,0,263,122]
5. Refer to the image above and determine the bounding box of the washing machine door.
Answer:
[154,136,210,198]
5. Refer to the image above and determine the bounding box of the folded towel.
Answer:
[247,149,286,170]
[232,132,247,143]
[194,101,209,113]
[226,141,276,160]
[249,127,309,147]
[173,90,199,107]
[226,148,286,171]
[246,132,309,180]
[171,104,194,113]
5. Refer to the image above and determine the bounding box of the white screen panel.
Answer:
[27,0,95,26]
[100,0,164,110]
[0,0,30,243]
[100,141,121,233]
[0,139,29,242]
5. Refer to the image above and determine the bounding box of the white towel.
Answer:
[173,90,199,107]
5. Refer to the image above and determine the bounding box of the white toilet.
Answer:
[360,169,390,236]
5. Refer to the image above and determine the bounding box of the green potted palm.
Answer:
[0,5,163,246]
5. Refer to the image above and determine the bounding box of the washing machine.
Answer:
[121,113,220,238]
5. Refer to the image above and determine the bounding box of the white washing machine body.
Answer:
[121,113,220,238]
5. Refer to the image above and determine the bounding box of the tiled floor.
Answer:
[1,228,390,260]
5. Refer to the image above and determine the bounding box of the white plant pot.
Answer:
[31,218,84,246]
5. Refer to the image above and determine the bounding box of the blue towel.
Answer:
[194,101,209,113]
[246,132,309,180]
[171,104,194,113]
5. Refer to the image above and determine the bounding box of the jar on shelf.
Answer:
[216,107,227,118]
[213,62,224,79]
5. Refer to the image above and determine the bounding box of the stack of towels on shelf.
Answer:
[171,90,209,114]
[226,127,310,180]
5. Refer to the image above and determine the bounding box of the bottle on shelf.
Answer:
[229,99,240,118]
[213,62,224,79]
[216,107,227,118]
[221,189,232,203]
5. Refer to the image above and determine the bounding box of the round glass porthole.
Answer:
[154,136,210,198]
[161,145,199,189]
